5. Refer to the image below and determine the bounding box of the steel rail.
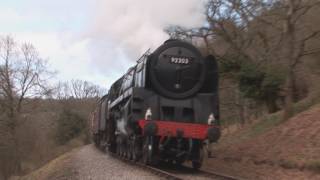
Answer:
[197,169,242,180]
[102,147,242,180]
[107,151,183,180]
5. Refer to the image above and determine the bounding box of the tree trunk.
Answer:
[283,69,294,120]
[238,97,246,126]
[266,98,279,113]
[282,3,295,120]
[9,115,22,175]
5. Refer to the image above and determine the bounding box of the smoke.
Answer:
[0,0,207,88]
[116,118,127,135]
[88,0,206,60]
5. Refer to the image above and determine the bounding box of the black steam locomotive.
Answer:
[91,39,220,169]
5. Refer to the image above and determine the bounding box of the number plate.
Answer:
[169,56,191,65]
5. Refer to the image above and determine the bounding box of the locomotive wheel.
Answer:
[119,144,123,157]
[192,161,202,169]
[117,136,125,158]
[192,147,204,170]
[120,146,124,158]
[106,141,116,153]
[142,136,158,165]
[125,140,130,160]
[176,159,185,166]
[121,143,125,158]
[94,134,101,147]
[122,143,125,158]
[116,137,121,156]
[128,140,133,160]
[142,137,151,164]
[124,141,129,159]
[132,136,141,162]
[104,145,109,153]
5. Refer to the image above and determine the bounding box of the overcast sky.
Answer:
[0,0,206,89]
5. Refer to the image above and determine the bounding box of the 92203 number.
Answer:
[170,57,190,64]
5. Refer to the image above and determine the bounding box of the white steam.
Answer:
[116,118,127,135]
[89,0,206,59]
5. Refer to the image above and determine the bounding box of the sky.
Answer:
[0,0,206,89]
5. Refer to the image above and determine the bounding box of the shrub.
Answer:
[239,63,285,113]
[55,109,86,145]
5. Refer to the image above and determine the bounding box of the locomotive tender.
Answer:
[91,39,220,169]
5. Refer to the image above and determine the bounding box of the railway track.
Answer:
[107,151,182,179]
[155,162,241,180]
[197,169,241,180]
[104,148,241,180]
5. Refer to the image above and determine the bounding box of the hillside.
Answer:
[0,99,94,179]
[204,104,320,179]
[10,104,320,180]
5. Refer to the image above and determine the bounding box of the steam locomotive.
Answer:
[91,39,220,169]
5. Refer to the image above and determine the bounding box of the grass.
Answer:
[242,95,320,139]
[245,112,282,138]
[306,161,320,173]
[293,95,320,115]
[279,159,297,169]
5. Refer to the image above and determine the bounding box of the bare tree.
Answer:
[70,79,104,99]
[54,79,105,100]
[278,0,320,119]
[54,81,70,100]
[0,36,53,115]
[168,0,320,120]
[0,35,53,176]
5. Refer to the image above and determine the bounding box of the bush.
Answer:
[239,63,285,113]
[55,109,86,145]
[239,62,265,100]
